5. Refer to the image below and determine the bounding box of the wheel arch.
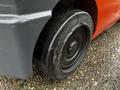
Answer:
[52,0,98,33]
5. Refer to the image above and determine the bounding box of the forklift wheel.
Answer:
[34,9,93,80]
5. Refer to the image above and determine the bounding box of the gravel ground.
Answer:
[0,22,120,90]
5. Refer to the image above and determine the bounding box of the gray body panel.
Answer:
[0,0,59,78]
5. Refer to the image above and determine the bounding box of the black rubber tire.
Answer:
[34,9,93,80]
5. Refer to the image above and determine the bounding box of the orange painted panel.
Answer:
[93,0,120,38]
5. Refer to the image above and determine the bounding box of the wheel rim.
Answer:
[61,25,90,71]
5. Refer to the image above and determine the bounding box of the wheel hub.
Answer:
[61,26,88,69]
[67,40,79,60]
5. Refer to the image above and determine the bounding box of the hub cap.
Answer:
[61,26,88,70]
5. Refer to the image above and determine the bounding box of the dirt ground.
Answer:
[0,22,120,90]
